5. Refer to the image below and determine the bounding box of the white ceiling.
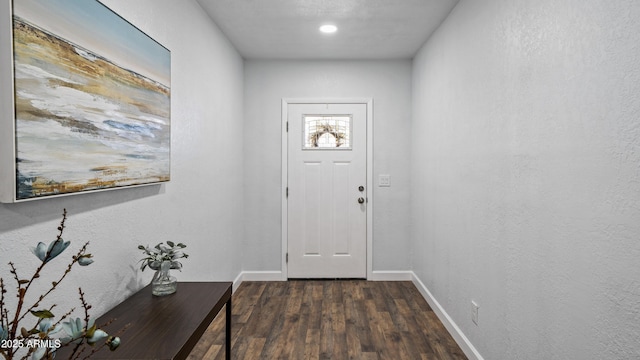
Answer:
[196,0,460,60]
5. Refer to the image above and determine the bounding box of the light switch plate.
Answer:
[379,174,390,187]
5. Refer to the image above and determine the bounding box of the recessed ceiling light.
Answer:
[319,24,337,34]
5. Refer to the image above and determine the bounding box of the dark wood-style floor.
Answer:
[188,280,467,360]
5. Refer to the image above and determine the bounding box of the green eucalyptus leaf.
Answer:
[31,310,55,318]
[166,241,175,247]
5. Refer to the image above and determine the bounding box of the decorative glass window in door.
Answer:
[303,115,352,149]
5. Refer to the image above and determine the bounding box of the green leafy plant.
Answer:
[0,209,120,360]
[137,242,188,272]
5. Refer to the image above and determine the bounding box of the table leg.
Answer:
[226,296,232,360]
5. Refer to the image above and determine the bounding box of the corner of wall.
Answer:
[410,272,484,360]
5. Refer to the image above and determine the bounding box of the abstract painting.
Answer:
[11,0,170,200]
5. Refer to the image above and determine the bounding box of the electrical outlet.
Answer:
[471,301,479,325]
[378,174,391,187]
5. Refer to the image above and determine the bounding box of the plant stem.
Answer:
[8,210,67,340]
[12,242,88,334]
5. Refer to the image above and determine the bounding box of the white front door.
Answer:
[287,103,367,278]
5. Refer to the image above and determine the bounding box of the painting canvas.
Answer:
[11,0,170,200]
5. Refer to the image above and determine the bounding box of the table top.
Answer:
[56,281,232,360]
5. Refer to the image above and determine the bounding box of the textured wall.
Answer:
[411,0,640,359]
[0,0,244,324]
[243,60,412,273]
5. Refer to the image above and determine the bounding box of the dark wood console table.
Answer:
[57,282,232,360]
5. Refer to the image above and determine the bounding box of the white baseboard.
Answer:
[236,271,285,284]
[232,271,285,292]
[410,272,484,360]
[232,271,244,293]
[369,270,414,281]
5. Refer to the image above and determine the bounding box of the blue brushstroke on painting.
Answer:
[125,154,156,160]
[104,120,156,138]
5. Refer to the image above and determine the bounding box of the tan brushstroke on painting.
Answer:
[13,19,169,109]
[29,175,171,197]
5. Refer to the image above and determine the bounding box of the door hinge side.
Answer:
[286,121,289,132]
[286,253,288,263]
[286,187,289,198]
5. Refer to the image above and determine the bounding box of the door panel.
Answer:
[288,103,366,278]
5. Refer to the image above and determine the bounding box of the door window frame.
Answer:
[281,98,374,280]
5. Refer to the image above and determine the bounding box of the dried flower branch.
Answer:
[0,209,121,360]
